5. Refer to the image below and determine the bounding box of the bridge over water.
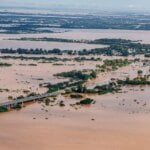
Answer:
[0,92,59,109]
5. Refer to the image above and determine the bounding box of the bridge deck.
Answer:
[0,92,58,108]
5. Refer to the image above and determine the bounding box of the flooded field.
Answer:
[0,29,150,150]
[0,84,150,150]
[0,54,100,102]
[0,29,150,50]
[1,29,150,43]
[0,39,106,50]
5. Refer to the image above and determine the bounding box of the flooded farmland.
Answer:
[0,28,150,150]
[0,29,150,50]
[1,0,150,148]
[1,29,150,43]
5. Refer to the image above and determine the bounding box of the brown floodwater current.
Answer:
[0,30,150,150]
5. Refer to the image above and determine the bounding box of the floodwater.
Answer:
[1,29,150,43]
[0,85,150,150]
[0,54,100,102]
[0,29,150,50]
[0,40,106,50]
[0,29,150,150]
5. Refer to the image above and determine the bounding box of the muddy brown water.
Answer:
[0,29,150,150]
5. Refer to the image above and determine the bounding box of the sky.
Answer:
[0,0,150,12]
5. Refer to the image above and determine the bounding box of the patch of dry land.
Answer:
[0,30,150,150]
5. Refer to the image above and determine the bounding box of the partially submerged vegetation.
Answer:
[0,62,12,67]
[1,38,150,56]
[0,55,142,113]
[71,82,120,95]
[45,59,127,97]
[0,106,8,112]
[55,70,97,81]
[96,59,133,72]
[76,98,94,105]
[0,55,103,64]
[0,55,71,63]
[70,94,83,99]
[10,37,85,43]
[41,80,85,93]
[145,54,150,57]
[45,59,132,97]
[118,76,150,85]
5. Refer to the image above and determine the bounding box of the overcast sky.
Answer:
[1,0,150,11]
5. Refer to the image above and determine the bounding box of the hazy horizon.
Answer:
[1,0,150,12]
